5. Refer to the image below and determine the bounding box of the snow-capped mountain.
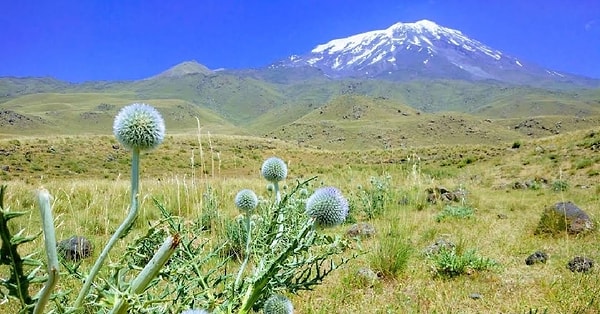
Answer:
[276,20,588,85]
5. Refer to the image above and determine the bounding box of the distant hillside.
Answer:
[0,92,243,136]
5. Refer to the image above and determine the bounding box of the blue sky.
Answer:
[1,0,599,82]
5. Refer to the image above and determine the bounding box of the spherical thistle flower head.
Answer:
[305,187,349,227]
[263,294,294,314]
[234,189,258,213]
[113,103,165,151]
[261,157,288,182]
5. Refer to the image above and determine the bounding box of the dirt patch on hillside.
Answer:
[0,110,46,128]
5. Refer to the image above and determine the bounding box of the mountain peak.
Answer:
[149,60,212,79]
[388,19,441,32]
[277,19,587,85]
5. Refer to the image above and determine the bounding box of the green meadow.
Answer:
[1,125,599,313]
[1,75,599,312]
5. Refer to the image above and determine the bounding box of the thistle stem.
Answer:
[273,181,281,204]
[234,213,252,291]
[269,181,286,250]
[33,189,59,314]
[74,147,141,309]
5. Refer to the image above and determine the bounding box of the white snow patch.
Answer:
[420,35,433,46]
[546,70,565,77]
[332,57,343,69]
[307,57,322,65]
[462,44,475,52]
[387,56,396,62]
[370,51,387,64]
[478,46,502,60]
[411,35,421,45]
[423,59,429,65]
[515,60,522,67]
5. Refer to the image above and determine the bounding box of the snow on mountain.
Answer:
[276,20,585,85]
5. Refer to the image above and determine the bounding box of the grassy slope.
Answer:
[0,92,244,136]
[1,128,599,313]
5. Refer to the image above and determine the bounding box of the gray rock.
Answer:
[346,222,376,238]
[525,251,548,265]
[567,256,594,273]
[356,267,380,285]
[423,238,455,256]
[57,236,93,261]
[426,186,463,204]
[536,201,594,234]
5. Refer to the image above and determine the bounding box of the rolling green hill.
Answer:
[0,92,243,136]
[1,64,599,148]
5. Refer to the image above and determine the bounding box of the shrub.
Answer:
[429,247,498,278]
[435,205,474,222]
[357,174,392,220]
[551,180,569,192]
[369,231,413,279]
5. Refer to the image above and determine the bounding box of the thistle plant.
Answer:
[261,157,287,203]
[305,187,349,227]
[0,103,180,313]
[101,158,355,313]
[234,189,259,213]
[75,103,167,308]
[33,189,59,314]
[0,185,44,312]
[0,112,354,313]
[234,189,258,290]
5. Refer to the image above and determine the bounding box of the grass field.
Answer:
[1,124,599,313]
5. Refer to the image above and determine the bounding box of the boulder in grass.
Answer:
[57,236,93,261]
[567,256,594,273]
[535,201,594,235]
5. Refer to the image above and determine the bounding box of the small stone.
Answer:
[356,267,379,286]
[525,251,548,265]
[346,222,376,238]
[567,256,594,273]
[423,238,455,256]
[469,293,483,300]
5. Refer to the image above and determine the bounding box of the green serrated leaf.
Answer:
[22,257,43,267]
[28,277,47,284]
[10,234,38,246]
[1,210,29,221]
[26,266,42,280]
